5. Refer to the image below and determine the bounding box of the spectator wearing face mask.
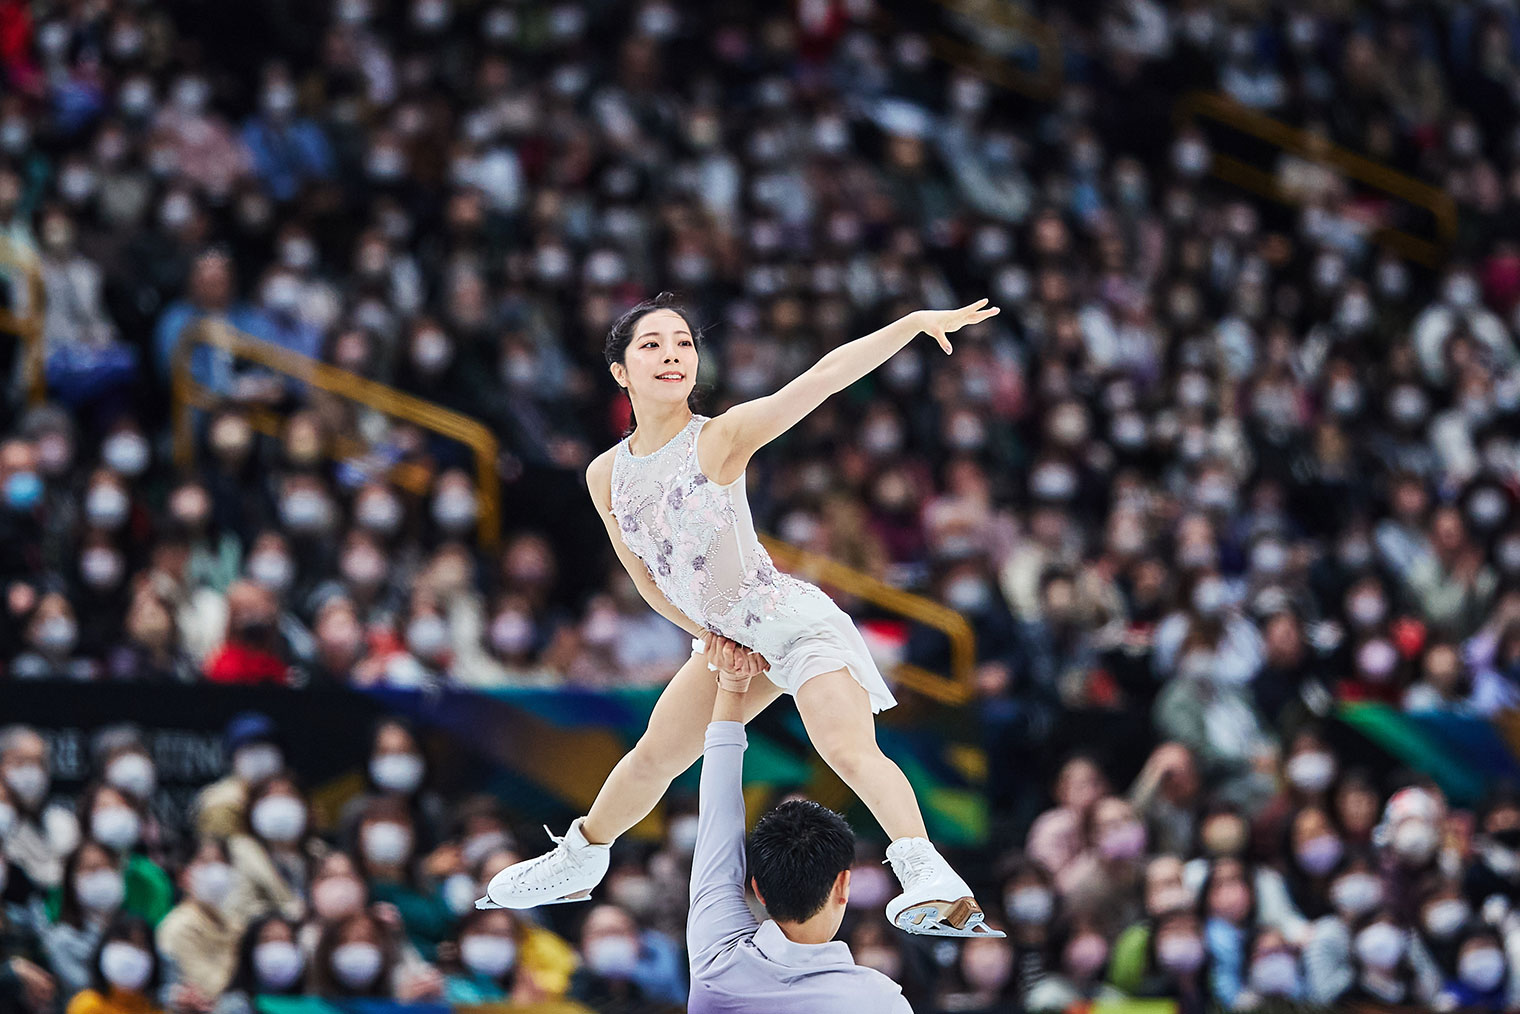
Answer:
[11,591,94,680]
[41,842,127,996]
[202,582,291,685]
[1198,856,1258,1008]
[64,916,163,1014]
[310,912,398,999]
[569,904,659,1013]
[1239,928,1304,1007]
[1376,786,1447,923]
[50,784,173,927]
[1252,729,1339,860]
[218,915,305,1014]
[1409,875,1477,989]
[1122,909,1210,1014]
[443,908,538,1005]
[1433,925,1517,1011]
[352,799,451,961]
[1108,854,1196,994]
[1334,908,1428,1007]
[225,775,320,927]
[1059,797,1148,928]
[933,929,1017,1013]
[338,721,446,850]
[1279,805,1345,921]
[1183,806,1308,944]
[155,839,241,1002]
[1026,755,1111,884]
[192,714,284,840]
[0,725,80,889]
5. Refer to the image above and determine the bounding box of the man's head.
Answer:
[747,800,855,936]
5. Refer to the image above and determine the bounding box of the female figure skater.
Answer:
[480,294,1002,936]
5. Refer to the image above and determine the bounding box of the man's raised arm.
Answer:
[687,637,765,972]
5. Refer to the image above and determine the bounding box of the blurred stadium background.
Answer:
[4,0,1520,1011]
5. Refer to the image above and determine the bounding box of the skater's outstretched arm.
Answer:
[587,450,704,639]
[688,639,768,971]
[700,301,999,484]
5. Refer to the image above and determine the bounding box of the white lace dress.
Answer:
[609,415,897,713]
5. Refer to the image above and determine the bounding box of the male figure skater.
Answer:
[685,636,914,1013]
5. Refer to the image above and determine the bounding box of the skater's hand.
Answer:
[915,299,1000,354]
[702,632,767,693]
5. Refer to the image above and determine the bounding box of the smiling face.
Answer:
[610,309,697,415]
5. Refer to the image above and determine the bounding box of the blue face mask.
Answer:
[4,471,42,511]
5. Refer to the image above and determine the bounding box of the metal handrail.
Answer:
[171,319,501,551]
[1175,91,1459,266]
[758,534,977,706]
[0,238,46,406]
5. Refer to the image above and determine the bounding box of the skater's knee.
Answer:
[819,740,879,785]
[629,733,700,783]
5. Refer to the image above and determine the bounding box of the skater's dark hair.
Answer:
[603,292,702,367]
[604,292,708,432]
[747,800,855,923]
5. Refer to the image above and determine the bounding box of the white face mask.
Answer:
[1285,751,1336,793]
[1007,886,1054,924]
[1393,820,1438,864]
[1355,923,1405,969]
[1331,873,1383,916]
[585,936,640,979]
[330,942,383,989]
[460,934,517,978]
[0,802,15,836]
[1460,946,1506,992]
[250,796,306,844]
[667,815,700,855]
[254,940,304,991]
[442,873,479,916]
[102,433,150,477]
[105,754,156,799]
[1249,952,1300,997]
[1157,934,1205,974]
[369,753,424,794]
[76,869,126,913]
[406,615,450,661]
[361,821,413,866]
[91,806,142,851]
[99,942,153,991]
[233,744,283,783]
[4,764,48,807]
[85,484,130,528]
[1423,898,1470,939]
[190,861,235,907]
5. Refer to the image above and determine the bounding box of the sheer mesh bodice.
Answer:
[610,416,810,650]
[608,414,897,712]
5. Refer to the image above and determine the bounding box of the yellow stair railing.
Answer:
[759,534,976,706]
[1176,91,1459,266]
[171,319,501,551]
[924,0,1064,101]
[0,238,46,407]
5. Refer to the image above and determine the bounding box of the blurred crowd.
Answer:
[2,0,1520,1009]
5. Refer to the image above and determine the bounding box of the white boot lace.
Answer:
[509,825,586,889]
[885,845,936,889]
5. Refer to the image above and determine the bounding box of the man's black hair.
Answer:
[746,800,855,923]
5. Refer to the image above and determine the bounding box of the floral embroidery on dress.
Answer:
[609,416,817,654]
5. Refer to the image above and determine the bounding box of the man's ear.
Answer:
[836,868,851,905]
[751,876,766,906]
[609,362,628,389]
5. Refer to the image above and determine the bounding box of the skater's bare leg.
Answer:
[794,669,927,840]
[581,648,783,844]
